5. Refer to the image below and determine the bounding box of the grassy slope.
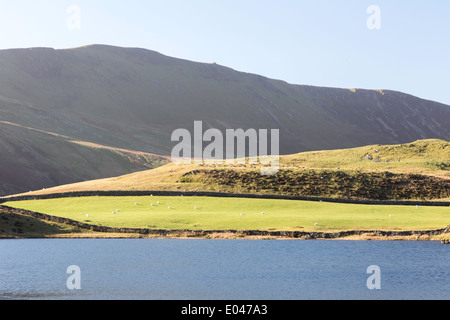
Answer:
[282,138,450,176]
[3,196,450,233]
[13,139,450,201]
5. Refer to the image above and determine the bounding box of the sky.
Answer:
[1,0,449,105]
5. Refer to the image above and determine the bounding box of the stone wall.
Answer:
[1,190,450,207]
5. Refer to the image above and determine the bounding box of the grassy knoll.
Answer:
[3,196,450,233]
[281,138,450,177]
[15,139,450,201]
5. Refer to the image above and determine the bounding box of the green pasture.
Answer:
[3,196,450,232]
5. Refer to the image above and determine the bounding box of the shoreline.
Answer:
[1,232,449,242]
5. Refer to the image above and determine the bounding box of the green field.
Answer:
[4,196,450,232]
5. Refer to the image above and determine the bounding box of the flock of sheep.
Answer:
[81,196,418,226]
[80,196,273,221]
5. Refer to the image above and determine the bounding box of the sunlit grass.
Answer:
[4,196,450,232]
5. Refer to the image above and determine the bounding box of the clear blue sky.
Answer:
[1,0,449,105]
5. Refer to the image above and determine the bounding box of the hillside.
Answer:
[1,44,449,195]
[13,139,449,201]
[0,120,169,196]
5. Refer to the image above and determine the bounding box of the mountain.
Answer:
[0,44,449,195]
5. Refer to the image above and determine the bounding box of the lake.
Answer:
[0,239,448,300]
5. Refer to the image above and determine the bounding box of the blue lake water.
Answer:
[0,239,448,300]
